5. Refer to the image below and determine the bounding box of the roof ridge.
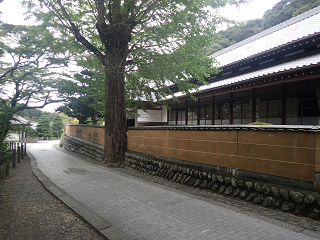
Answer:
[209,6,320,59]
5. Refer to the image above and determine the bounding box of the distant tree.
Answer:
[36,115,52,138]
[0,24,69,145]
[51,114,64,138]
[56,96,104,125]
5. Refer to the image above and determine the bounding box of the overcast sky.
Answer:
[1,0,282,112]
[1,0,282,24]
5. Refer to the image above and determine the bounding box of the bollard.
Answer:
[21,143,24,160]
[17,146,20,163]
[12,145,16,168]
[24,143,27,156]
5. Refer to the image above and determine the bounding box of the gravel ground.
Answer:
[0,155,105,240]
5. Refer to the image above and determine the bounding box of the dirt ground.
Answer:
[0,155,105,240]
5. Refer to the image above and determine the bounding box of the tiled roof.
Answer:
[199,53,320,91]
[209,6,320,67]
[171,53,320,98]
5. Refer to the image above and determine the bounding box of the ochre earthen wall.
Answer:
[66,125,320,183]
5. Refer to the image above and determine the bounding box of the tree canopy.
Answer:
[0,23,70,144]
[23,0,249,163]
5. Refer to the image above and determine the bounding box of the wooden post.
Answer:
[12,144,16,168]
[17,146,21,163]
[21,143,24,159]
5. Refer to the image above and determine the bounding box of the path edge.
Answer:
[27,149,134,240]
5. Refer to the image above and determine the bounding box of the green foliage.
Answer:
[262,0,320,29]
[247,122,273,125]
[52,114,64,138]
[36,115,52,137]
[0,23,70,143]
[207,0,320,56]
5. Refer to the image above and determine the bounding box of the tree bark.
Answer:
[104,53,127,163]
[103,24,131,164]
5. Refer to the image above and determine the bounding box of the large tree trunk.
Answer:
[103,54,127,163]
[103,26,130,164]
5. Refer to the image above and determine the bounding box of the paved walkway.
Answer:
[28,141,319,240]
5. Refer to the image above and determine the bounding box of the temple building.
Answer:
[131,6,320,127]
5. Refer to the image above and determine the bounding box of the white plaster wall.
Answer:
[137,105,167,123]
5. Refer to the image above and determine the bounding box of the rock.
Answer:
[200,180,208,189]
[181,175,187,184]
[194,179,201,188]
[176,173,183,183]
[263,197,275,207]
[178,166,182,173]
[158,169,165,177]
[207,173,212,180]
[279,189,290,201]
[212,174,217,183]
[233,188,241,197]
[172,172,179,182]
[212,183,219,191]
[202,172,208,180]
[186,168,190,175]
[224,177,231,185]
[318,198,320,207]
[162,169,168,177]
[168,171,175,180]
[246,192,257,201]
[188,177,196,186]
[218,185,226,194]
[245,182,253,191]
[309,208,320,219]
[231,178,238,188]
[239,190,248,199]
[165,170,172,179]
[172,165,178,172]
[271,187,280,198]
[254,183,262,192]
[158,162,163,168]
[238,180,245,189]
[189,169,194,177]
[262,185,271,196]
[199,171,203,180]
[254,194,264,204]
[274,199,283,208]
[289,191,304,204]
[184,176,191,184]
[304,195,315,205]
[207,181,213,190]
[224,186,233,195]
[281,201,295,212]
[193,170,199,178]
[294,204,306,215]
[181,167,186,174]
[217,175,224,184]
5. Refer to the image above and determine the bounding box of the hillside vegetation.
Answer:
[207,0,320,55]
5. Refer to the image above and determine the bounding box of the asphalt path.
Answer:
[28,140,319,240]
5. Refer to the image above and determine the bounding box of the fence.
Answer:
[0,142,28,178]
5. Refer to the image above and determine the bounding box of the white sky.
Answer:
[0,0,282,112]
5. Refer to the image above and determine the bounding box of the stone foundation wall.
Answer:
[60,134,104,163]
[125,151,320,219]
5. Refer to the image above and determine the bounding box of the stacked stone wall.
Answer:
[125,151,320,219]
[60,134,104,163]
